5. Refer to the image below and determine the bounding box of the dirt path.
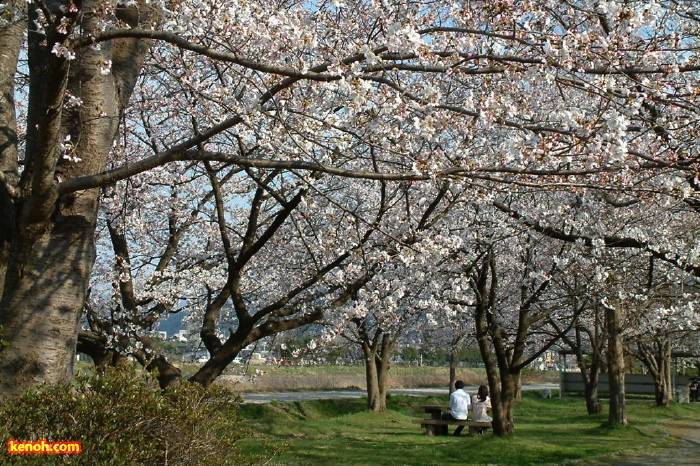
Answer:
[606,418,700,465]
[239,383,558,403]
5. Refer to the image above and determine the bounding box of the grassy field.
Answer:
[236,392,699,465]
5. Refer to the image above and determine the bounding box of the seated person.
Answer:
[472,384,492,434]
[441,380,471,436]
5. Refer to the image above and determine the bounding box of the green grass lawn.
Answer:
[236,393,699,465]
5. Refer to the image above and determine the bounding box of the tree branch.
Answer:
[493,201,700,277]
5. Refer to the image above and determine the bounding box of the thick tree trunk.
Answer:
[189,336,248,387]
[653,376,671,407]
[361,334,393,413]
[604,301,627,426]
[146,355,182,390]
[492,374,517,435]
[363,344,380,409]
[475,314,517,435]
[76,331,128,370]
[583,370,602,414]
[481,352,518,435]
[366,360,389,413]
[473,252,516,435]
[658,341,672,407]
[0,200,100,395]
[0,0,158,398]
[580,336,604,415]
[0,0,25,293]
[636,338,672,407]
[376,355,390,412]
[661,342,672,406]
[513,372,523,401]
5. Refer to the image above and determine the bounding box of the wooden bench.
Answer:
[414,404,492,436]
[412,418,492,436]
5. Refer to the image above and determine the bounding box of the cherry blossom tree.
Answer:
[332,205,465,412]
[2,0,700,403]
[624,267,700,407]
[549,289,606,415]
[464,226,578,435]
[82,166,399,388]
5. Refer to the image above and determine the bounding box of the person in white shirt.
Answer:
[442,380,471,436]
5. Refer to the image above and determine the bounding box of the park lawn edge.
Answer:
[235,393,699,466]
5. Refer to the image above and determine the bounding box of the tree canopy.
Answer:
[1,0,699,407]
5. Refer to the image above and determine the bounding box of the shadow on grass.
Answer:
[237,393,699,465]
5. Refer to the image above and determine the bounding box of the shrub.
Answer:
[0,365,267,465]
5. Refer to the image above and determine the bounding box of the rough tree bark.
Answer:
[362,341,392,413]
[634,337,672,407]
[352,317,395,413]
[603,300,627,426]
[0,0,24,293]
[0,0,159,397]
[472,252,516,435]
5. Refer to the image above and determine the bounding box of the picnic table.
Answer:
[412,405,492,436]
[419,405,446,419]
